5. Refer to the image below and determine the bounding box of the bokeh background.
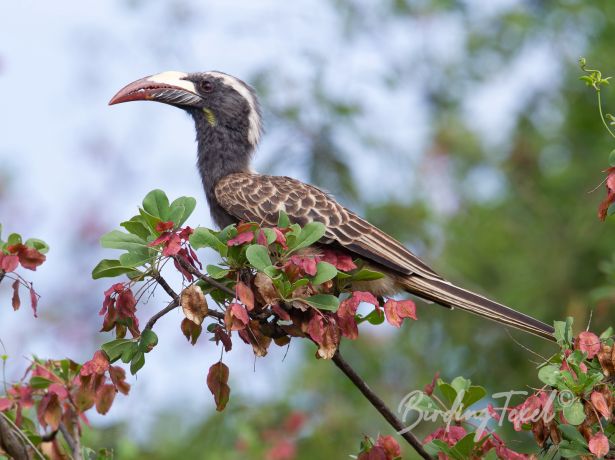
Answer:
[2,0,615,458]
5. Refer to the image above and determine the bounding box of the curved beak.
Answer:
[108,71,202,107]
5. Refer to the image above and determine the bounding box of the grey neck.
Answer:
[195,122,253,228]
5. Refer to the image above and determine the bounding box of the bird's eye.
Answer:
[199,80,214,93]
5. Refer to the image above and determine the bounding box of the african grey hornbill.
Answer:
[109,71,555,341]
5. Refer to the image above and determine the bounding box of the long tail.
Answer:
[401,276,555,341]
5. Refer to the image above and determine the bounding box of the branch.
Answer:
[144,274,224,331]
[173,256,235,297]
[0,415,32,460]
[332,350,433,460]
[59,423,82,460]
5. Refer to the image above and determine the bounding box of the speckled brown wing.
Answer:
[215,172,443,280]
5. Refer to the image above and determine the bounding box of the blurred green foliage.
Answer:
[88,0,615,458]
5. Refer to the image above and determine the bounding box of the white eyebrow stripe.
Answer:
[206,71,262,147]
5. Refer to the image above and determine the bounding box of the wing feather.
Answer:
[215,173,443,280]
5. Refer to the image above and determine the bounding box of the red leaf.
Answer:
[227,231,254,246]
[179,226,194,240]
[589,432,609,458]
[109,366,130,395]
[213,325,233,352]
[95,384,117,415]
[376,435,401,459]
[384,299,417,328]
[7,244,46,271]
[155,221,174,233]
[206,362,230,411]
[0,398,12,411]
[236,281,255,311]
[162,233,182,256]
[11,279,20,311]
[289,255,318,276]
[575,331,601,359]
[29,283,39,317]
[307,312,324,344]
[321,249,357,272]
[599,167,615,221]
[48,383,69,400]
[226,303,249,331]
[592,391,610,419]
[257,229,268,246]
[273,228,288,248]
[0,254,19,272]
[80,351,110,377]
[272,304,290,321]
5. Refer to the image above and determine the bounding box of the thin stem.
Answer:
[59,422,82,460]
[173,256,235,297]
[331,351,432,459]
[597,91,615,140]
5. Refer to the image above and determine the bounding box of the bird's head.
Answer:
[109,71,262,149]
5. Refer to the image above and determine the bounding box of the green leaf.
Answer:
[92,259,139,280]
[264,266,280,278]
[559,424,588,446]
[262,228,277,245]
[277,210,290,228]
[24,238,49,254]
[538,364,560,386]
[246,244,273,271]
[450,433,477,459]
[609,149,615,167]
[600,326,614,340]
[29,376,52,389]
[7,233,22,246]
[119,248,154,268]
[302,294,340,312]
[170,196,197,227]
[130,351,145,375]
[364,308,385,325]
[138,208,161,232]
[461,386,487,408]
[120,217,151,240]
[206,265,230,279]
[288,221,326,253]
[120,344,139,364]
[437,380,458,405]
[142,189,170,220]
[554,317,573,346]
[190,227,228,256]
[101,339,134,362]
[139,329,158,352]
[563,400,586,426]
[100,230,149,252]
[350,268,384,281]
[311,262,338,285]
[167,205,185,226]
[450,376,471,393]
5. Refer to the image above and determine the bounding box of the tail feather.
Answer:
[402,276,555,341]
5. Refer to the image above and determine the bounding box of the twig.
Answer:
[0,270,5,285]
[331,350,433,459]
[173,256,235,297]
[0,412,45,460]
[59,423,81,460]
[144,298,179,331]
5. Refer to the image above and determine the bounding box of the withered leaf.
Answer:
[207,361,230,411]
[181,285,208,325]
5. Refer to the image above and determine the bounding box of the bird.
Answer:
[109,70,555,341]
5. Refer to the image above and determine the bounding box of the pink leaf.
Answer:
[589,432,609,458]
[227,231,254,246]
[0,254,19,272]
[575,331,601,359]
